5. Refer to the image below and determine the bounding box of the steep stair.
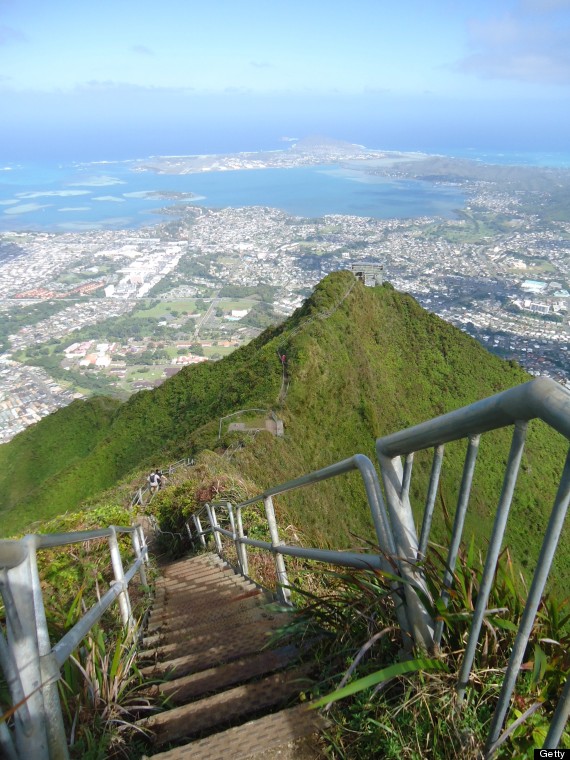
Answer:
[139,553,324,759]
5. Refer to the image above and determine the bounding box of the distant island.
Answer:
[0,136,568,444]
[131,136,403,174]
[131,136,570,223]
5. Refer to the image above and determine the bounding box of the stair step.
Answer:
[140,620,291,678]
[147,597,274,636]
[142,604,286,648]
[156,567,245,587]
[138,666,313,746]
[159,644,299,703]
[143,703,325,760]
[140,616,288,660]
[149,586,263,625]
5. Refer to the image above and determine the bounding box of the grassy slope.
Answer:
[224,274,569,588]
[0,322,284,534]
[0,272,567,590]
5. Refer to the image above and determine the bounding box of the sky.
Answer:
[1,0,569,160]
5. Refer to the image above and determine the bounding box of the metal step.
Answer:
[139,553,320,757]
[138,666,313,746]
[143,703,325,760]
[142,604,286,649]
[140,615,289,660]
[146,596,272,637]
[140,620,292,679]
[159,644,299,703]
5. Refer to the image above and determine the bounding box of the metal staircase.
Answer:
[138,552,322,759]
[1,377,570,758]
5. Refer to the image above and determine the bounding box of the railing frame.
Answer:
[186,454,416,645]
[0,524,148,760]
[375,377,570,753]
[129,457,194,508]
[186,377,570,754]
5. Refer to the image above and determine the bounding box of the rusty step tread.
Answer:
[155,575,249,594]
[159,644,299,703]
[143,703,325,760]
[151,582,262,610]
[139,615,289,660]
[147,597,271,635]
[156,567,244,586]
[138,666,313,746]
[142,605,287,647]
[140,622,291,678]
[149,587,264,621]
[160,553,221,569]
[159,559,229,578]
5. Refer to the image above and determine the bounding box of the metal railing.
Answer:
[375,376,570,754]
[186,377,570,755]
[129,456,195,508]
[0,524,148,760]
[186,454,420,640]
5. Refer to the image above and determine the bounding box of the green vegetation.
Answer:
[131,299,199,319]
[218,283,278,302]
[0,272,567,597]
[286,546,570,758]
[19,349,121,397]
[0,299,76,352]
[2,265,568,757]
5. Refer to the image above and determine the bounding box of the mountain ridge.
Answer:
[1,272,567,592]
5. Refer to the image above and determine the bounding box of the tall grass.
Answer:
[281,541,570,758]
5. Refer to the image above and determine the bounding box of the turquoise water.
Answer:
[0,161,465,232]
[430,148,570,168]
[2,146,570,233]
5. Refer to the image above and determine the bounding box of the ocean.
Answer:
[0,160,466,232]
[1,145,569,233]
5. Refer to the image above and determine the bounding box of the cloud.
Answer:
[520,0,570,11]
[459,52,570,84]
[0,24,25,44]
[456,11,570,85]
[363,86,390,95]
[223,85,253,94]
[131,44,154,56]
[78,80,193,94]
[250,61,273,69]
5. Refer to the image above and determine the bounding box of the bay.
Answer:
[0,161,465,233]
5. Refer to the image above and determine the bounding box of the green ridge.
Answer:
[0,272,567,590]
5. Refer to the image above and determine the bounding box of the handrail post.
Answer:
[457,420,528,700]
[433,434,480,647]
[1,540,51,758]
[28,538,70,760]
[225,502,243,572]
[137,524,149,565]
[418,444,445,559]
[131,530,147,587]
[263,495,291,604]
[377,452,435,651]
[193,513,207,548]
[486,447,570,751]
[206,504,223,555]
[108,527,132,628]
[236,506,249,576]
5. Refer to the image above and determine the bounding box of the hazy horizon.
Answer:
[1,1,569,163]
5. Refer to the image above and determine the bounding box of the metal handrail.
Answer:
[187,454,434,646]
[0,523,148,760]
[374,377,570,754]
[129,456,195,508]
[187,377,570,755]
[376,377,570,457]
